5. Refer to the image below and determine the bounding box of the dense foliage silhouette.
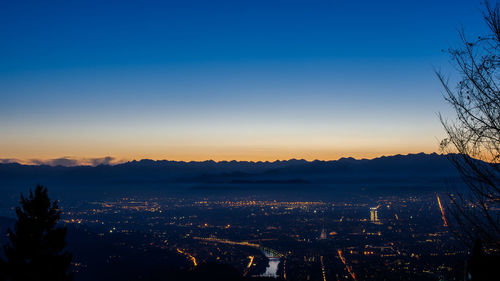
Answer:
[0,185,72,281]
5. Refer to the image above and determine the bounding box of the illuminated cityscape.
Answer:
[56,193,466,280]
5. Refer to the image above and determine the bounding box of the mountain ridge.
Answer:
[1,152,444,168]
[0,152,467,201]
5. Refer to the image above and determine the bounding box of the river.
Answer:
[260,251,280,278]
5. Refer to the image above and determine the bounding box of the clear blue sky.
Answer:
[0,0,490,163]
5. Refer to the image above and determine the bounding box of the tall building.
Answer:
[370,207,379,223]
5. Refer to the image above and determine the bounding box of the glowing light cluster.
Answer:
[436,195,448,227]
[177,248,197,266]
[338,249,357,280]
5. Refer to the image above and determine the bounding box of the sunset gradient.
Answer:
[0,0,488,163]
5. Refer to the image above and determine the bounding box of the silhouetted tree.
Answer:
[0,185,73,281]
[437,1,500,251]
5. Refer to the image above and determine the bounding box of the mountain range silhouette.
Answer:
[0,153,467,201]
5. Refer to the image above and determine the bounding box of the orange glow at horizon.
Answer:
[0,120,443,164]
[1,139,440,165]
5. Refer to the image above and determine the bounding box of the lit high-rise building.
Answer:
[370,207,379,223]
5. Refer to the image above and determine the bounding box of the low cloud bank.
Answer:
[0,156,122,167]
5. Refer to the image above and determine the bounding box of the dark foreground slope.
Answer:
[0,217,274,281]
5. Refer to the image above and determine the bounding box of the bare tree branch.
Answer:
[437,0,500,252]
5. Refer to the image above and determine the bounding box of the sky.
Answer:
[0,0,492,163]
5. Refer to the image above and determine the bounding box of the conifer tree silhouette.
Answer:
[0,185,72,281]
